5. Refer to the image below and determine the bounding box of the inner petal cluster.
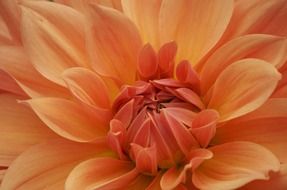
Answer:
[107,43,219,176]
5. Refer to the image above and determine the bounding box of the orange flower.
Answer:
[1,0,287,189]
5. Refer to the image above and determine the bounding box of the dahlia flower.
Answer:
[1,0,287,189]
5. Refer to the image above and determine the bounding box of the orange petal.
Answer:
[214,98,287,163]
[0,69,25,96]
[0,94,57,167]
[159,0,233,65]
[207,59,281,121]
[200,34,286,94]
[224,0,287,39]
[25,97,107,142]
[193,142,280,190]
[240,164,287,190]
[65,158,138,190]
[20,0,89,86]
[126,174,153,190]
[0,46,69,98]
[1,139,112,190]
[122,0,162,49]
[56,0,123,11]
[84,2,142,85]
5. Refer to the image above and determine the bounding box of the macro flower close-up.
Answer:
[1,0,287,189]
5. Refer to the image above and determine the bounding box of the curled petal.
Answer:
[137,44,158,80]
[193,142,280,190]
[158,41,177,78]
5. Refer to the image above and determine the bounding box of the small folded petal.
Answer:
[158,41,177,78]
[207,59,281,121]
[25,98,107,142]
[20,0,89,86]
[214,98,287,163]
[65,158,138,190]
[84,3,142,84]
[191,109,219,148]
[193,142,280,190]
[1,139,112,190]
[161,149,212,190]
[137,44,158,80]
[0,93,57,167]
[159,0,233,65]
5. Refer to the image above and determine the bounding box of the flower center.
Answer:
[107,42,218,176]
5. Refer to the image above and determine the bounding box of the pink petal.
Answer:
[84,2,142,85]
[176,60,200,91]
[193,142,280,190]
[158,41,177,78]
[191,109,219,148]
[137,43,158,80]
[0,94,57,167]
[20,0,89,86]
[65,158,138,190]
[207,59,281,121]
[200,34,286,94]
[25,97,107,142]
[1,139,111,190]
[240,164,287,190]
[214,98,287,163]
[159,0,233,65]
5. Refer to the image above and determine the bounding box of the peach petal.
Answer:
[240,164,287,190]
[63,67,110,108]
[191,109,219,148]
[161,149,212,190]
[224,0,287,39]
[25,97,107,142]
[207,59,281,121]
[1,139,111,190]
[20,0,89,86]
[193,142,280,190]
[122,0,162,49]
[0,94,57,167]
[137,43,158,80]
[200,34,285,94]
[0,46,69,98]
[214,98,287,163]
[159,0,233,65]
[84,3,142,84]
[65,158,138,190]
